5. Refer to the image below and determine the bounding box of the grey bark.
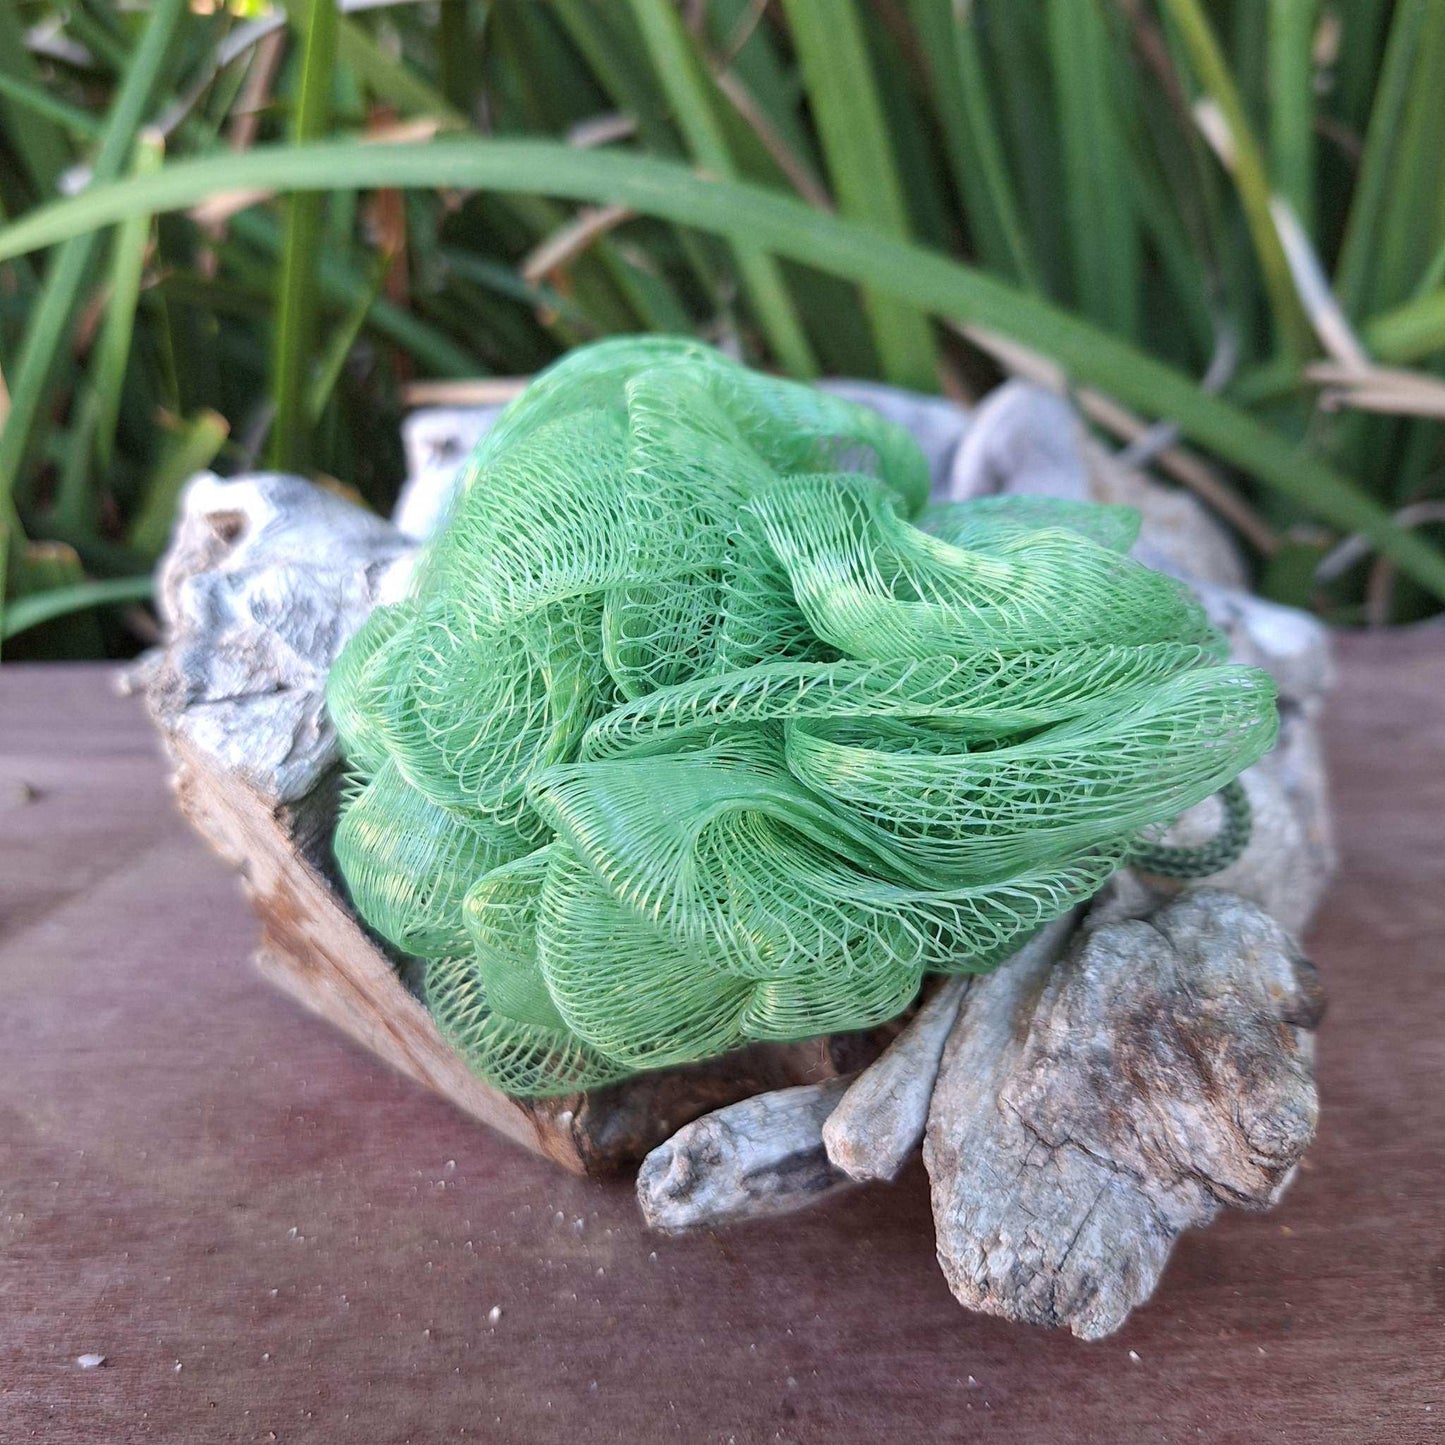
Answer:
[637,1077,858,1231]
[821,914,1077,1183]
[924,889,1322,1340]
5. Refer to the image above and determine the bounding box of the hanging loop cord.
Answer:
[1128,778,1252,879]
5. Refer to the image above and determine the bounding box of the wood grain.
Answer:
[1,635,1441,1443]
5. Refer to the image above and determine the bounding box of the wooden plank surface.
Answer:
[0,635,1441,1445]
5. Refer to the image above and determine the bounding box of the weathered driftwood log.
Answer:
[925,888,1323,1340]
[136,472,850,1176]
[637,1077,858,1232]
[822,914,1078,1184]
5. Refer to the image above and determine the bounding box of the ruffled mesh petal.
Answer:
[327,336,1278,1097]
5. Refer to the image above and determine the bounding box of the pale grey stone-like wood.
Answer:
[637,1077,858,1232]
[925,889,1322,1340]
[942,381,1248,589]
[821,913,1078,1184]
[819,378,971,491]
[821,977,969,1183]
[147,472,415,805]
[394,405,504,540]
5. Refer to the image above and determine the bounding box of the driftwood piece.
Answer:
[139,472,848,1176]
[821,978,969,1183]
[942,381,1248,588]
[925,889,1323,1340]
[637,1077,858,1231]
[141,377,1334,1220]
[146,471,414,804]
[823,914,1079,1184]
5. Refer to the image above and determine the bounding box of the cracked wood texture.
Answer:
[926,890,1321,1340]
[0,630,1440,1444]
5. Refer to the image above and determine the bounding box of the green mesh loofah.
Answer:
[327,337,1278,1097]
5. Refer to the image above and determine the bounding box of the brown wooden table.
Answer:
[2,634,1442,1445]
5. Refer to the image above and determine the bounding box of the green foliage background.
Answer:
[1,0,1443,656]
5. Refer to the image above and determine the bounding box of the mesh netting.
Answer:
[326,337,1278,1097]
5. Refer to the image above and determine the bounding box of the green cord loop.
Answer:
[1128,778,1253,879]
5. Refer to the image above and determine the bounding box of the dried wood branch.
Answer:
[637,1077,858,1232]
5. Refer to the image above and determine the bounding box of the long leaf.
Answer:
[627,0,816,376]
[1266,0,1319,238]
[4,138,1444,596]
[781,0,937,390]
[51,127,167,533]
[270,0,338,472]
[2,575,155,642]
[1163,0,1313,361]
[1334,0,1432,317]
[0,0,187,590]
[1046,0,1139,336]
[0,0,72,198]
[0,0,186,598]
[1366,288,1445,364]
[0,71,102,144]
[905,0,1035,288]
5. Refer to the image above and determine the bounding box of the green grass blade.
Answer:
[1163,0,1313,361]
[781,0,937,390]
[0,71,102,143]
[335,15,466,127]
[90,130,166,481]
[2,574,155,642]
[128,409,230,558]
[1365,289,1445,364]
[904,0,1036,287]
[1367,10,1445,316]
[1335,0,1392,134]
[436,0,474,117]
[6,138,1445,595]
[0,0,187,551]
[307,254,387,425]
[228,208,478,377]
[0,0,73,198]
[703,0,825,182]
[1334,0,1431,317]
[270,0,338,472]
[550,0,680,156]
[1045,0,1140,336]
[983,6,1068,297]
[627,0,816,376]
[1266,0,1320,237]
[4,540,103,657]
